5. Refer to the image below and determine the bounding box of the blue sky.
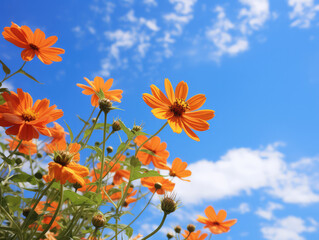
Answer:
[2,0,319,239]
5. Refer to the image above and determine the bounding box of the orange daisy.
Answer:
[2,22,65,64]
[31,201,61,232]
[141,176,175,195]
[6,136,37,155]
[113,169,130,185]
[197,206,237,234]
[143,78,215,141]
[47,143,89,186]
[159,158,192,182]
[77,76,123,107]
[134,135,169,169]
[182,230,208,240]
[0,88,63,141]
[47,122,68,145]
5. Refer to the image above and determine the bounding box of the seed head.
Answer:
[187,224,196,233]
[174,225,182,233]
[99,98,112,113]
[54,151,73,166]
[161,193,178,215]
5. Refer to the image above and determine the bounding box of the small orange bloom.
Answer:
[32,201,61,232]
[0,89,63,141]
[197,206,237,234]
[143,79,215,141]
[47,143,89,186]
[141,176,175,195]
[46,142,81,162]
[135,135,169,169]
[6,136,37,155]
[160,158,191,182]
[182,230,208,240]
[113,169,130,185]
[2,22,65,64]
[47,122,68,145]
[77,76,123,107]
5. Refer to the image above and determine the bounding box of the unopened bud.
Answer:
[91,118,97,123]
[161,193,178,215]
[107,146,113,154]
[166,232,174,239]
[22,207,38,220]
[187,224,196,233]
[34,172,43,180]
[73,182,82,190]
[15,158,22,165]
[99,98,112,113]
[36,153,43,158]
[112,121,121,132]
[95,142,100,146]
[174,225,181,233]
[92,214,106,228]
[132,125,142,133]
[154,182,162,190]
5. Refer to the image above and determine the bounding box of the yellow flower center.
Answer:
[169,170,176,177]
[29,43,39,51]
[170,98,190,117]
[22,109,38,122]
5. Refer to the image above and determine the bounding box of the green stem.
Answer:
[135,122,168,157]
[141,213,168,240]
[110,192,155,240]
[97,112,107,193]
[74,107,96,142]
[81,110,102,147]
[1,61,26,83]
[183,232,191,240]
[0,205,22,239]
[36,183,64,240]
[7,139,22,159]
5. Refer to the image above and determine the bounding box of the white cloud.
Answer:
[261,216,317,240]
[175,143,319,205]
[288,0,319,28]
[2,81,14,91]
[169,0,197,15]
[232,202,250,214]
[143,0,157,7]
[256,202,283,220]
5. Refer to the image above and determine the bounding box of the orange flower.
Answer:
[46,142,81,162]
[141,176,175,195]
[113,169,130,185]
[197,206,237,234]
[0,89,63,141]
[159,158,191,182]
[6,136,37,155]
[2,22,65,64]
[143,79,215,141]
[32,201,61,232]
[77,77,123,107]
[47,143,89,186]
[135,135,169,169]
[47,122,68,145]
[182,230,208,240]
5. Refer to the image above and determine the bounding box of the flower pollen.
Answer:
[170,98,190,117]
[22,109,38,122]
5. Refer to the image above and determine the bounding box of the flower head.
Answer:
[6,136,37,155]
[143,79,215,141]
[197,206,237,234]
[134,135,169,169]
[0,89,63,141]
[182,230,208,240]
[2,22,64,64]
[77,77,123,107]
[47,122,68,145]
[141,176,175,195]
[159,158,191,182]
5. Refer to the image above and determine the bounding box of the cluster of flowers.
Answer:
[0,22,236,240]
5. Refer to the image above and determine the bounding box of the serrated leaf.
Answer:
[63,190,95,206]
[18,69,43,84]
[10,172,37,185]
[0,60,10,74]
[118,120,134,140]
[64,120,73,143]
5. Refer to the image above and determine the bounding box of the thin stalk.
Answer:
[183,232,191,240]
[7,139,22,159]
[135,122,168,157]
[36,183,64,240]
[1,61,26,83]
[97,112,107,193]
[74,107,96,142]
[141,213,168,240]
[81,110,102,147]
[0,205,22,239]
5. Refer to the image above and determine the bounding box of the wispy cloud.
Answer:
[288,0,319,28]
[232,202,251,214]
[255,202,283,220]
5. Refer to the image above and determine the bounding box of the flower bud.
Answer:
[54,151,72,166]
[91,118,97,123]
[166,232,174,239]
[15,158,22,165]
[174,225,181,233]
[154,182,162,190]
[107,146,113,154]
[161,193,178,215]
[99,98,112,113]
[112,121,121,132]
[132,125,142,133]
[22,207,38,220]
[187,224,196,233]
[37,153,43,158]
[73,182,82,191]
[94,142,100,146]
[92,214,106,228]
[34,171,43,179]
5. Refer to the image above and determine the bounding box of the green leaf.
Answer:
[140,149,158,157]
[85,145,103,156]
[0,94,6,105]
[96,88,105,100]
[115,142,127,155]
[18,69,43,84]
[125,226,133,238]
[76,115,89,125]
[63,190,96,206]
[4,195,21,212]
[64,120,74,143]
[11,173,37,185]
[118,120,134,140]
[0,60,10,74]
[131,169,161,181]
[84,192,102,205]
